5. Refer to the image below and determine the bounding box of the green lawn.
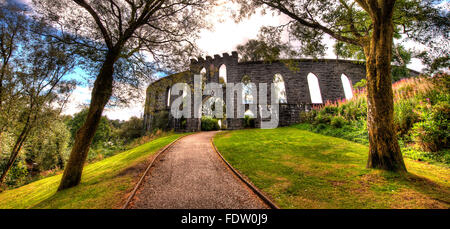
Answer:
[213,127,450,209]
[0,133,186,209]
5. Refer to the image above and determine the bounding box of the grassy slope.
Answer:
[0,133,186,209]
[214,127,450,209]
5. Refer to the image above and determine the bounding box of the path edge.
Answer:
[121,133,192,209]
[210,136,280,209]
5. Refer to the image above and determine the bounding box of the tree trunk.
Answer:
[58,51,118,191]
[364,15,406,172]
[0,121,31,184]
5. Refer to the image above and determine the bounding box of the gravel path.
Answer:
[129,131,269,209]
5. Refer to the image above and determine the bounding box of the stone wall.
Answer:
[144,51,370,132]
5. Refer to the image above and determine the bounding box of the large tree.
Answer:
[0,2,76,184]
[32,0,213,190]
[234,0,448,172]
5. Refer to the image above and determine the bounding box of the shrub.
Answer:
[339,98,367,121]
[315,123,327,131]
[5,161,28,186]
[244,115,256,128]
[180,117,187,129]
[152,111,169,131]
[322,106,339,115]
[402,148,450,164]
[201,117,220,131]
[299,110,317,123]
[394,98,419,136]
[412,101,449,152]
[330,116,346,128]
[314,113,331,125]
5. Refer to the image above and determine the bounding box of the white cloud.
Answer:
[103,104,144,121]
[62,85,144,121]
[197,1,289,55]
[61,86,91,116]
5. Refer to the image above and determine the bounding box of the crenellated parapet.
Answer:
[189,51,238,74]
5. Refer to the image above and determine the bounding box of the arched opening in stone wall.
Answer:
[201,96,226,129]
[219,64,227,84]
[274,73,287,103]
[200,67,207,75]
[200,67,207,88]
[166,87,171,107]
[242,75,254,104]
[307,73,323,104]
[341,74,353,100]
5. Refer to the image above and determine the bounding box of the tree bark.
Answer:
[364,14,407,172]
[0,118,32,184]
[58,50,118,190]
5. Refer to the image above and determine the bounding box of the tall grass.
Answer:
[299,74,449,164]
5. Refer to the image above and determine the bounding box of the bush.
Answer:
[402,148,450,164]
[412,101,449,152]
[180,117,187,129]
[5,161,28,186]
[302,74,449,164]
[152,111,169,131]
[330,116,346,128]
[313,113,331,125]
[315,123,327,131]
[201,117,220,131]
[66,109,111,147]
[322,106,339,115]
[244,115,256,128]
[299,110,317,123]
[119,117,144,142]
[339,98,367,120]
[394,98,419,136]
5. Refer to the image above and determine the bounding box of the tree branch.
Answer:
[260,0,361,46]
[72,0,114,49]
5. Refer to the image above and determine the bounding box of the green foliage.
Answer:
[313,113,331,125]
[402,148,450,164]
[66,109,111,148]
[299,110,317,123]
[237,39,285,62]
[243,115,256,128]
[392,65,411,82]
[412,101,449,152]
[5,161,28,186]
[353,79,367,90]
[394,98,420,136]
[322,106,339,115]
[417,52,450,74]
[24,119,71,172]
[299,75,449,164]
[391,45,413,82]
[152,111,169,131]
[330,116,346,128]
[119,117,144,143]
[201,117,220,131]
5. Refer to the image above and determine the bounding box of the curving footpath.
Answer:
[128,131,269,209]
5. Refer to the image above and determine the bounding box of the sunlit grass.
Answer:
[214,127,450,209]
[0,133,186,209]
